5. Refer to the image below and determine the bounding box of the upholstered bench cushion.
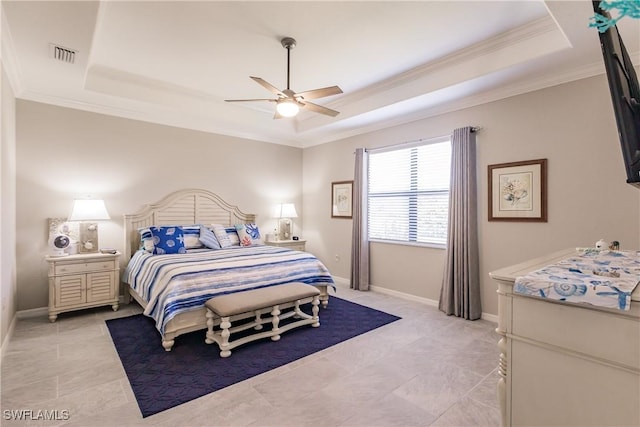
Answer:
[205,282,320,317]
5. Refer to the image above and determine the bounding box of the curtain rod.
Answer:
[363,125,483,154]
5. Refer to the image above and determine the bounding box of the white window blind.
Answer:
[368,139,451,246]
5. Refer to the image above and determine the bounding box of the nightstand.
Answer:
[265,239,306,252]
[45,252,120,322]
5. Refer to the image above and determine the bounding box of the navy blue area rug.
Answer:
[106,297,401,417]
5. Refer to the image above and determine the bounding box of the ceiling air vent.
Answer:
[49,44,77,64]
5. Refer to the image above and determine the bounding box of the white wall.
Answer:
[1,64,17,347]
[302,73,640,317]
[15,101,303,311]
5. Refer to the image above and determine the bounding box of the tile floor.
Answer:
[1,287,501,427]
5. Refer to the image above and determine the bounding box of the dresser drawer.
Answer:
[285,243,305,251]
[54,260,115,275]
[266,240,306,252]
[511,295,640,369]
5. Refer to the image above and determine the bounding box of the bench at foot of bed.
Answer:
[204,283,321,358]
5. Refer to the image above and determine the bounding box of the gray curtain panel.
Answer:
[350,148,370,291]
[439,127,481,320]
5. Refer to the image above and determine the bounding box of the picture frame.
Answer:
[48,218,80,255]
[331,180,353,218]
[488,158,547,222]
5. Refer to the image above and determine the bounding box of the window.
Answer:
[368,138,451,246]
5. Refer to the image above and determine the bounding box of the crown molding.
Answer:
[299,58,613,148]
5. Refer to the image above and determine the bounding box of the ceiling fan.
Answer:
[225,37,343,119]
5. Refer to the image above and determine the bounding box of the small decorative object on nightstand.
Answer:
[45,251,120,322]
[266,239,306,252]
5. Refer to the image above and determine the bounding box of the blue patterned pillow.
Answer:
[236,223,262,247]
[150,226,186,255]
[199,226,221,249]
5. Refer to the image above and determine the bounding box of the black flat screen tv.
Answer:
[592,0,640,188]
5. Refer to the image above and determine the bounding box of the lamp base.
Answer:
[278,218,292,241]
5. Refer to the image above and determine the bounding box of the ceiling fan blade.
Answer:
[250,76,286,97]
[301,101,340,117]
[295,86,343,100]
[225,98,276,103]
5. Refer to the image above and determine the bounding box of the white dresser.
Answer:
[490,249,640,427]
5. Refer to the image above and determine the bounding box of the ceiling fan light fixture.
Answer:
[276,99,300,117]
[225,37,342,118]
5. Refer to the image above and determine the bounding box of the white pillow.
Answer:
[182,225,205,249]
[211,224,233,248]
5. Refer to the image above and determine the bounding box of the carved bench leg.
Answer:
[205,309,215,344]
[219,316,232,358]
[270,305,281,341]
[311,296,320,327]
[254,309,263,330]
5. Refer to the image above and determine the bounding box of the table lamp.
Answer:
[68,199,110,253]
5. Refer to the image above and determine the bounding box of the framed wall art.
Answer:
[48,218,80,254]
[488,158,547,222]
[331,181,353,218]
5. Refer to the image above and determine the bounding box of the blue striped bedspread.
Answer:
[123,245,335,334]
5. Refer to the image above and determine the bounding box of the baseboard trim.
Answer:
[16,306,48,319]
[370,284,440,307]
[10,283,497,330]
[481,312,498,323]
[332,275,497,323]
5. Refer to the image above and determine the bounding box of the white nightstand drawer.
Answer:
[265,239,306,252]
[54,260,115,275]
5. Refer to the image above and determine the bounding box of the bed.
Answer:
[123,188,334,351]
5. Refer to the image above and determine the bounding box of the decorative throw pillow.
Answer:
[182,225,205,250]
[211,224,233,248]
[236,223,262,247]
[199,226,221,249]
[139,227,154,252]
[150,226,186,255]
[225,227,240,246]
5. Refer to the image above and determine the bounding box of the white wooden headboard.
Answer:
[123,188,256,260]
